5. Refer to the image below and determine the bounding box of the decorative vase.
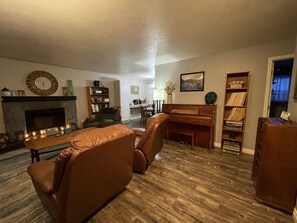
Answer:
[1,87,11,96]
[167,94,173,104]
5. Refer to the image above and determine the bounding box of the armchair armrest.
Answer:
[131,127,145,137]
[27,160,55,195]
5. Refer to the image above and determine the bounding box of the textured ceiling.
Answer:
[0,0,296,79]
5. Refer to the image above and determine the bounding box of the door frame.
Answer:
[263,54,294,117]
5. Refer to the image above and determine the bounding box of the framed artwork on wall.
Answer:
[62,87,68,96]
[131,85,139,95]
[180,71,205,92]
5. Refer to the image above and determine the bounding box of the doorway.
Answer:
[269,59,294,117]
[263,55,294,117]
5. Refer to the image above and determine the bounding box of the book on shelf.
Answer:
[225,120,243,126]
[223,141,240,155]
[91,104,95,112]
[223,145,240,152]
[91,104,99,112]
[225,92,232,104]
[223,141,240,146]
[228,80,244,89]
[223,141,240,149]
[226,108,245,121]
[226,92,247,106]
[225,120,243,130]
[223,149,240,156]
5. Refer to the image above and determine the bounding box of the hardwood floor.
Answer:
[92,143,293,223]
[0,123,294,222]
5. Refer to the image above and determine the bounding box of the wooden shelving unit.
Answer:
[86,86,109,117]
[221,72,250,155]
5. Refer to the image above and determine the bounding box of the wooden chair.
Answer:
[139,106,153,122]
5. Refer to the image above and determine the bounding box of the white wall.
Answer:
[0,57,150,132]
[155,39,296,152]
[129,80,148,103]
[288,34,297,121]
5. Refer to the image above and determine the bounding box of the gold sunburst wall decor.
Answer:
[26,71,58,96]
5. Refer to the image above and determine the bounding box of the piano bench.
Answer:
[166,128,196,147]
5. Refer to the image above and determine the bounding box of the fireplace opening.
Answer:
[25,108,66,132]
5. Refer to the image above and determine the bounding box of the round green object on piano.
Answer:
[205,92,217,104]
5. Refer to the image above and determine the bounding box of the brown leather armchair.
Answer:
[83,107,121,128]
[131,113,169,173]
[27,125,135,223]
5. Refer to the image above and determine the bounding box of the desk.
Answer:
[24,128,95,163]
[129,104,153,119]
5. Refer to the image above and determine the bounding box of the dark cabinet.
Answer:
[252,117,297,213]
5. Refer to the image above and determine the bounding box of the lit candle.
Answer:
[40,130,46,138]
[32,131,37,139]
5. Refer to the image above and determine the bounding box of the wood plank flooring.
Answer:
[91,142,293,223]
[0,139,294,222]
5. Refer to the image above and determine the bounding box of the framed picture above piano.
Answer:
[180,71,204,92]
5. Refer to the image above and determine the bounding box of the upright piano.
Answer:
[162,104,216,149]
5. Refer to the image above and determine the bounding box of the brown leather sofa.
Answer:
[131,113,169,173]
[27,124,135,223]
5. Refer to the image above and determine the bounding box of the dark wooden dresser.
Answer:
[162,104,216,149]
[252,117,297,213]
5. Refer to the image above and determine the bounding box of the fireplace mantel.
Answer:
[2,96,76,102]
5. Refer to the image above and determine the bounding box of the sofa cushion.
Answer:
[99,119,117,127]
[85,117,100,122]
[101,107,116,114]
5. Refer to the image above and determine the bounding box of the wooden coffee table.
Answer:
[24,128,95,163]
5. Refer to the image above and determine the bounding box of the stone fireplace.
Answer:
[25,107,66,132]
[2,96,77,136]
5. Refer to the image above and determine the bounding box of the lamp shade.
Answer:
[153,88,165,100]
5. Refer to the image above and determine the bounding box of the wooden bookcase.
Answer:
[221,72,250,155]
[86,86,109,117]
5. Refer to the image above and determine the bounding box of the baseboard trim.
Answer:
[214,142,254,155]
[214,142,221,148]
[242,147,254,155]
[293,208,297,223]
